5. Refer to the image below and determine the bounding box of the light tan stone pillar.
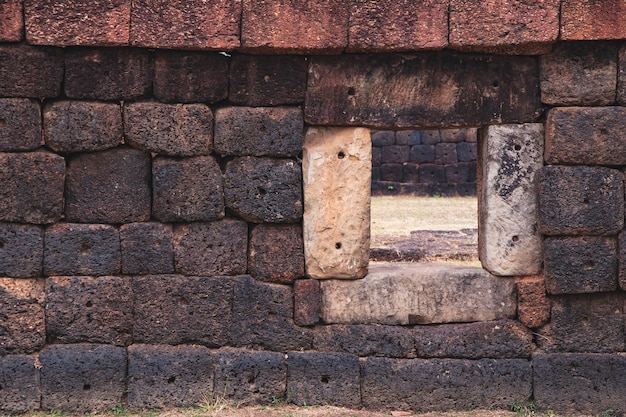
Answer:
[302,127,371,279]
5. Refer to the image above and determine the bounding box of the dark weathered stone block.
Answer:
[379,164,403,182]
[371,147,381,166]
[0,0,23,42]
[456,142,477,162]
[619,44,626,104]
[0,151,64,224]
[414,320,533,359]
[544,236,618,294]
[65,48,152,100]
[538,166,624,236]
[445,162,475,183]
[214,106,303,157]
[154,51,229,103]
[0,45,63,98]
[127,344,214,409]
[418,164,446,184]
[421,130,441,144]
[381,145,409,164]
[410,144,436,163]
[545,107,626,165]
[124,102,213,157]
[224,157,303,223]
[0,278,45,355]
[362,357,532,412]
[306,53,541,128]
[0,98,41,151]
[153,156,224,222]
[173,220,247,276]
[534,353,626,415]
[537,294,625,353]
[314,325,415,358]
[44,223,121,276]
[232,276,312,351]
[248,223,304,283]
[0,223,43,277]
[40,344,126,412]
[435,143,457,164]
[371,130,395,146]
[46,276,133,346]
[402,163,420,183]
[65,148,151,223]
[0,355,41,413]
[293,279,320,327]
[287,352,360,408]
[229,55,308,106]
[120,222,174,275]
[396,130,422,145]
[214,348,286,405]
[44,101,122,153]
[441,128,476,143]
[540,42,617,106]
[133,275,233,347]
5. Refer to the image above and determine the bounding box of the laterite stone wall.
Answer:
[1,1,626,415]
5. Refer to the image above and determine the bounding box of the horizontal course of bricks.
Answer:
[1,36,626,415]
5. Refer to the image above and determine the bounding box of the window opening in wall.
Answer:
[369,128,479,267]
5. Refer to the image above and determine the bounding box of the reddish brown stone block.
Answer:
[0,99,41,152]
[314,324,415,357]
[293,279,320,326]
[0,223,43,278]
[515,276,550,329]
[0,355,41,414]
[241,0,348,53]
[449,0,559,54]
[0,278,45,355]
[348,0,447,52]
[561,0,626,40]
[130,0,240,50]
[0,0,23,42]
[0,45,63,98]
[120,222,174,275]
[248,224,304,284]
[25,0,130,46]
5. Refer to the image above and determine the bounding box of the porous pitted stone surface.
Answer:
[0,98,41,151]
[248,223,304,283]
[120,222,174,275]
[0,1,23,42]
[0,223,43,277]
[0,45,63,98]
[0,278,45,355]
[0,355,41,414]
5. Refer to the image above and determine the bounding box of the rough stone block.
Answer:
[537,166,624,236]
[396,130,422,145]
[0,98,41,151]
[248,223,304,283]
[456,142,476,162]
[40,344,126,412]
[232,276,312,351]
[214,348,286,405]
[435,143,457,165]
[545,107,626,165]
[224,157,303,223]
[120,222,174,275]
[418,164,446,184]
[561,0,626,40]
[124,102,213,157]
[620,231,626,290]
[287,352,360,407]
[479,124,543,276]
[540,42,617,106]
[402,163,420,183]
[320,263,516,325]
[0,151,64,224]
[0,0,23,42]
[410,145,436,163]
[294,279,321,327]
[173,220,247,276]
[534,353,626,415]
[619,44,626,104]
[449,0,559,54]
[46,276,133,346]
[24,0,130,46]
[241,0,348,53]
[229,54,308,106]
[544,236,618,294]
[0,223,43,277]
[303,127,370,279]
[361,357,532,412]
[214,106,303,157]
[445,163,475,183]
[0,355,40,413]
[381,145,409,164]
[133,275,232,347]
[537,294,625,353]
[515,276,550,329]
[44,101,122,153]
[371,130,395,146]
[306,53,541,128]
[441,128,477,143]
[154,51,228,103]
[371,147,381,166]
[0,45,63,98]
[44,223,121,276]
[130,0,240,49]
[153,156,224,222]
[0,278,45,355]
[414,320,533,359]
[421,130,441,144]
[380,164,403,182]
[314,324,415,358]
[127,344,214,409]
[65,48,152,100]
[65,148,151,223]
[348,0,447,52]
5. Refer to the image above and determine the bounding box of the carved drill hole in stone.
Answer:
[167,376,176,383]
[338,151,345,159]
[600,128,608,135]
[0,118,5,128]
[585,260,595,269]
[347,87,356,96]
[83,384,91,391]
[0,239,4,249]
[582,197,590,205]
[85,300,93,307]
[514,144,522,151]
[81,241,93,255]
[257,187,267,196]
[335,242,342,249]
[321,375,330,383]
[492,80,499,88]
[512,235,519,242]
